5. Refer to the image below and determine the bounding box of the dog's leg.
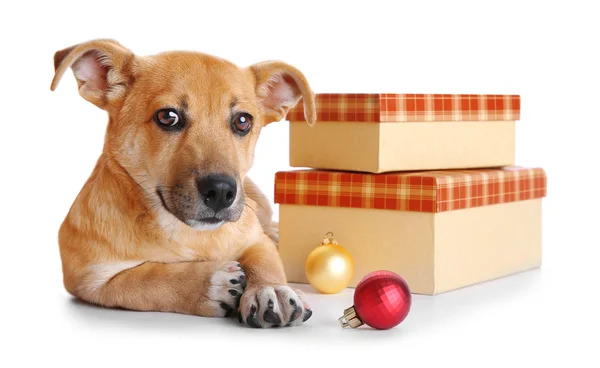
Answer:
[79,261,246,317]
[237,238,312,328]
[244,178,279,245]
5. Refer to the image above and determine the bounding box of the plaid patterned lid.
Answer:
[274,166,546,213]
[287,94,520,123]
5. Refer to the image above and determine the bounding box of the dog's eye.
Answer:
[232,112,253,136]
[154,109,181,128]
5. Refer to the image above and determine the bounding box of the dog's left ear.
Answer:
[250,61,316,125]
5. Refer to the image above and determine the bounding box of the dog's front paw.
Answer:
[205,261,246,317]
[238,285,312,328]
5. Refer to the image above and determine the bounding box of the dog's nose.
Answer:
[197,174,237,212]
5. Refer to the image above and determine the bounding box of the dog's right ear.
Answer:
[50,39,134,110]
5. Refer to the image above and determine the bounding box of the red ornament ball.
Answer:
[339,270,412,330]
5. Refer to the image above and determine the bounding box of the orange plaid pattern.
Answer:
[286,94,520,123]
[274,167,546,213]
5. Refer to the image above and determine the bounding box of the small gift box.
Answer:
[275,166,546,295]
[287,93,520,173]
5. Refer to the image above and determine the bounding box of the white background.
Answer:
[1,0,599,366]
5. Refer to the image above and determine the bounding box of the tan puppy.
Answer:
[51,39,316,328]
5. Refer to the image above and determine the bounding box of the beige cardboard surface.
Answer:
[289,122,380,172]
[278,199,542,295]
[289,121,515,172]
[433,199,542,294]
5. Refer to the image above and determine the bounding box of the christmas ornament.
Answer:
[339,270,411,330]
[305,232,354,294]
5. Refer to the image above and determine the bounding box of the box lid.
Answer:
[287,94,520,123]
[274,166,546,213]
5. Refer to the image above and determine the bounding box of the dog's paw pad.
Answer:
[228,275,246,291]
[263,299,282,324]
[227,262,242,272]
[302,308,313,322]
[244,304,261,328]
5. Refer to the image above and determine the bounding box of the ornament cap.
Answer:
[338,306,364,328]
[322,232,338,245]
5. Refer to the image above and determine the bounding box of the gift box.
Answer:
[275,166,546,295]
[287,94,520,173]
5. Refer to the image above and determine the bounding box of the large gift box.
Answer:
[287,94,520,173]
[275,166,546,295]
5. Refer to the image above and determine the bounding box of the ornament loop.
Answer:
[322,232,338,245]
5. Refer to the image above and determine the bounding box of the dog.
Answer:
[51,39,316,328]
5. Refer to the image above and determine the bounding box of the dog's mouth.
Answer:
[155,188,240,230]
[197,217,222,224]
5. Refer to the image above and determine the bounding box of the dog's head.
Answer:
[51,39,315,230]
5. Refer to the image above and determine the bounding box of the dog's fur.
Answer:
[52,39,316,328]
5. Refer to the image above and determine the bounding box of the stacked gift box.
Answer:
[274,94,547,295]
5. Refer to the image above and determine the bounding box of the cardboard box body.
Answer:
[275,167,546,295]
[287,94,520,173]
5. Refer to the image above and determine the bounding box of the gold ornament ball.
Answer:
[305,243,354,294]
